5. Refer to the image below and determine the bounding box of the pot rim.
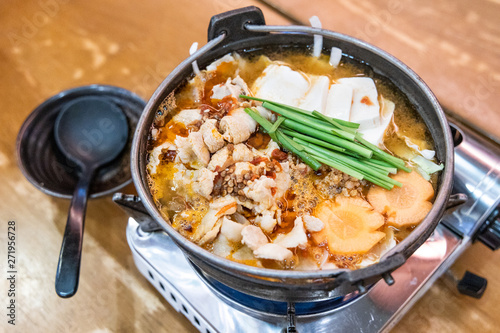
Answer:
[131,23,454,281]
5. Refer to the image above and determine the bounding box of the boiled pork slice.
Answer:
[219,108,257,144]
[211,75,250,101]
[174,136,192,164]
[254,243,293,261]
[207,144,234,171]
[200,119,225,153]
[220,216,245,243]
[188,131,210,166]
[198,219,222,246]
[241,225,268,251]
[193,196,237,243]
[232,143,254,162]
[274,216,308,249]
[243,175,277,212]
[192,168,216,199]
[174,131,210,167]
[254,210,277,233]
[147,141,175,175]
[172,109,202,127]
[303,215,324,232]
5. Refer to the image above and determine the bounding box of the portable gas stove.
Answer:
[121,118,500,333]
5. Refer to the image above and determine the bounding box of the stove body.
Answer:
[124,120,500,332]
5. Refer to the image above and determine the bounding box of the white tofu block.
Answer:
[324,83,353,121]
[337,77,380,129]
[359,97,395,146]
[252,64,310,107]
[298,75,330,112]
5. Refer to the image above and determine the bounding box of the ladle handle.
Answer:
[55,167,94,298]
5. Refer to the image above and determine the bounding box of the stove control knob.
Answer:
[477,209,500,251]
[457,271,487,299]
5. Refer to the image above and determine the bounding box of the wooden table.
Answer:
[0,1,498,332]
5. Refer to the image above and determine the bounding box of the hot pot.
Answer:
[120,6,455,302]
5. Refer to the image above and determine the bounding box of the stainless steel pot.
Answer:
[121,6,455,302]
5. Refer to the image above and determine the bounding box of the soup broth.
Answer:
[147,48,440,271]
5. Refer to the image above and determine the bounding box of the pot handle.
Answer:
[446,193,468,211]
[112,193,163,232]
[207,6,267,44]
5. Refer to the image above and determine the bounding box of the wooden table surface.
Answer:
[1,1,499,332]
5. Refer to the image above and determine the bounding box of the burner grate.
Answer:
[190,262,362,316]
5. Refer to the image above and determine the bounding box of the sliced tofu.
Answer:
[324,83,353,121]
[252,64,310,107]
[358,97,395,146]
[337,77,380,129]
[298,75,330,112]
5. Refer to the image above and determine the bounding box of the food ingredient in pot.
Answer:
[146,49,443,270]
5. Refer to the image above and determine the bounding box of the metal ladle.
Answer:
[54,97,128,298]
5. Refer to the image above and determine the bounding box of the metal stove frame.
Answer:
[127,217,463,333]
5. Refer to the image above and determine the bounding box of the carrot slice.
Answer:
[312,197,386,255]
[367,170,434,227]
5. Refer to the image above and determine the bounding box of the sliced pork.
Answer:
[254,243,293,261]
[200,119,225,153]
[219,108,257,144]
[241,225,268,251]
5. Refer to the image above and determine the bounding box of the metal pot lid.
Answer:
[16,84,146,199]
